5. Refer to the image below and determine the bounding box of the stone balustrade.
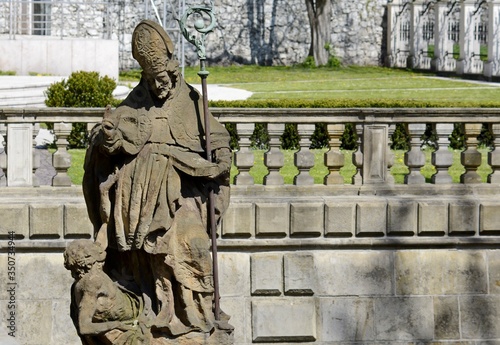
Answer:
[387,0,500,79]
[2,107,500,187]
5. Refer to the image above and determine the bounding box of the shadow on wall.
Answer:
[211,0,292,66]
[380,5,388,66]
[247,0,277,65]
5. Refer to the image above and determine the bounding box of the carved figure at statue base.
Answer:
[65,19,233,345]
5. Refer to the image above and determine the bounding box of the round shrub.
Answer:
[45,71,117,148]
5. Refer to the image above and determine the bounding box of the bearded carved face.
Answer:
[132,20,179,100]
[101,105,154,155]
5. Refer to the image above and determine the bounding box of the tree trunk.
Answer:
[305,0,332,66]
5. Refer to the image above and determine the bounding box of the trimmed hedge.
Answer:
[209,99,500,109]
[211,99,500,151]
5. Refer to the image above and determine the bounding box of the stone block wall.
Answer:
[0,0,390,70]
[0,37,119,79]
[1,186,500,344]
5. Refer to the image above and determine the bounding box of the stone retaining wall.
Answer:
[1,186,500,344]
[0,0,390,71]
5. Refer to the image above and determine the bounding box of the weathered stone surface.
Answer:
[480,202,500,234]
[434,296,460,340]
[219,253,250,297]
[373,297,434,341]
[449,201,478,235]
[387,201,417,235]
[221,203,255,237]
[255,202,289,236]
[418,201,448,235]
[284,253,316,295]
[319,297,375,342]
[362,125,388,184]
[251,253,283,296]
[460,296,500,339]
[251,298,316,342]
[219,297,250,345]
[7,124,32,187]
[395,250,487,295]
[64,204,93,238]
[315,252,393,296]
[325,201,356,237]
[16,300,52,345]
[51,300,80,344]
[0,255,8,300]
[0,204,28,238]
[356,202,387,236]
[16,254,73,300]
[488,250,500,295]
[30,204,63,239]
[290,202,323,236]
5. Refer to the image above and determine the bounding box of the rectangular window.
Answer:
[32,0,51,35]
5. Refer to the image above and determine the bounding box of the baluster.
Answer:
[432,123,453,184]
[404,123,426,184]
[52,122,72,187]
[32,123,40,187]
[461,123,482,184]
[294,123,315,185]
[488,124,500,183]
[0,124,6,187]
[324,123,345,185]
[386,124,395,185]
[352,124,363,185]
[234,123,255,185]
[264,123,284,185]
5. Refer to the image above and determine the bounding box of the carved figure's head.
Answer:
[132,20,180,99]
[64,240,106,280]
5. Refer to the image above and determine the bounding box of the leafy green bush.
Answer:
[478,123,494,149]
[311,123,329,149]
[45,71,117,148]
[281,124,299,150]
[326,55,342,68]
[300,56,317,69]
[449,124,465,150]
[225,123,239,150]
[250,124,269,150]
[391,123,410,151]
[340,123,358,150]
[421,124,438,150]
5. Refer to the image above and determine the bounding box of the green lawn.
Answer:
[179,65,500,104]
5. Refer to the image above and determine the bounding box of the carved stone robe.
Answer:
[83,77,231,334]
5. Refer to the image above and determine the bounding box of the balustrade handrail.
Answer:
[2,107,500,123]
[1,106,500,188]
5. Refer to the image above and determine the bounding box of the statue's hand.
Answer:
[118,320,138,332]
[207,147,231,179]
